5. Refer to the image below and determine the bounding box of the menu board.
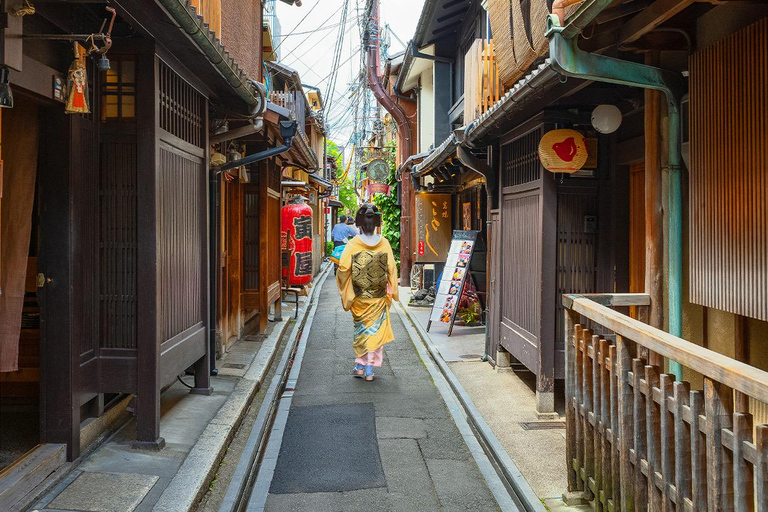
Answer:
[427,230,479,335]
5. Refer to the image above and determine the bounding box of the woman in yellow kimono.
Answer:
[336,203,398,382]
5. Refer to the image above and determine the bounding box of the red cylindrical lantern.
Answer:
[281,201,313,286]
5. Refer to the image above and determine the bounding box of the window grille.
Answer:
[158,59,204,147]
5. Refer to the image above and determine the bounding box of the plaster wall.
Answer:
[418,71,435,152]
[220,0,262,81]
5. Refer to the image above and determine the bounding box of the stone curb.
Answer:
[153,266,329,512]
[394,299,547,512]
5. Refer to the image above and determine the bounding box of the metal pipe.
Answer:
[367,0,415,284]
[546,13,685,379]
[216,140,293,173]
[156,0,266,112]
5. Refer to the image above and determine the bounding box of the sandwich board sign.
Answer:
[427,230,481,336]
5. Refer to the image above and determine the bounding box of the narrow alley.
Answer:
[1,0,767,511]
[231,274,509,511]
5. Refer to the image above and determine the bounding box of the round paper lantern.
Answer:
[281,201,313,286]
[538,129,588,173]
[591,104,622,134]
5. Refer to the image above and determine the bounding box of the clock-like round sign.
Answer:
[367,158,390,183]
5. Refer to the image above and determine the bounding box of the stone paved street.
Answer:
[264,278,502,511]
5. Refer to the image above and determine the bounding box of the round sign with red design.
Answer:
[537,129,588,173]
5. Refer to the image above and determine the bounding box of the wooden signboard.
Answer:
[414,193,451,263]
[427,230,482,336]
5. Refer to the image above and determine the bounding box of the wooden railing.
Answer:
[463,38,502,123]
[563,293,768,512]
[268,91,307,138]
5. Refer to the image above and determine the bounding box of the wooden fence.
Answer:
[268,90,307,138]
[563,293,768,512]
[463,39,502,123]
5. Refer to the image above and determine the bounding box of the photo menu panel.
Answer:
[430,238,474,323]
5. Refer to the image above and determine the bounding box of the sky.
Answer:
[272,0,425,148]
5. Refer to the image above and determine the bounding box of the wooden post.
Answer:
[564,309,579,492]
[755,425,768,512]
[583,331,596,499]
[593,336,603,511]
[704,378,734,512]
[733,315,750,413]
[135,52,164,450]
[632,359,648,510]
[732,412,753,512]
[644,365,662,511]
[644,52,664,368]
[673,381,692,509]
[616,336,634,511]
[658,373,674,510]
[575,325,586,492]
[689,390,707,510]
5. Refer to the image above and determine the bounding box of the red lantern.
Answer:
[281,201,313,286]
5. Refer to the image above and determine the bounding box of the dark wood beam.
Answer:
[619,0,696,44]
[596,0,653,24]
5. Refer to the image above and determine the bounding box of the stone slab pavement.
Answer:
[397,297,591,512]
[263,279,502,512]
[398,287,486,363]
[29,315,293,512]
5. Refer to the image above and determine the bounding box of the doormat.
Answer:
[520,421,566,431]
[269,403,386,494]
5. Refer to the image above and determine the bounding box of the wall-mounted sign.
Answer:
[363,147,391,162]
[366,158,390,183]
[366,182,391,196]
[415,193,451,263]
[538,129,588,173]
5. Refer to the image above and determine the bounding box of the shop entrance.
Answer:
[0,95,41,470]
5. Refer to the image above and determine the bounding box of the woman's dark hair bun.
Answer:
[355,203,382,234]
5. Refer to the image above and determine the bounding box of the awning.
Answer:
[411,134,460,178]
[328,199,344,208]
[308,173,332,189]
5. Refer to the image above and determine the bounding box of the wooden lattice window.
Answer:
[243,186,260,291]
[158,59,204,147]
[101,57,136,123]
[501,128,542,188]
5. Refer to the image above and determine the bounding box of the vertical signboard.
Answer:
[414,193,451,263]
[427,230,480,336]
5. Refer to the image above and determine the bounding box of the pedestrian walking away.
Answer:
[330,215,357,247]
[335,203,398,382]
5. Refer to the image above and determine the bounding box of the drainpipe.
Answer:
[215,120,297,173]
[367,0,414,284]
[546,13,685,380]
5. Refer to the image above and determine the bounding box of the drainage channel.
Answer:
[392,301,548,512]
[217,268,329,512]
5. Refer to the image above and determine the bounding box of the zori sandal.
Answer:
[353,363,365,378]
[364,365,374,382]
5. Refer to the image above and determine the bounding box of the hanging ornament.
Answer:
[591,104,622,134]
[65,42,90,114]
[538,129,588,173]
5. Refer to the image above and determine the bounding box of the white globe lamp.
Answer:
[591,104,622,134]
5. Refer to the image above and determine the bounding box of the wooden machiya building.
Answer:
[0,0,266,500]
[407,0,768,505]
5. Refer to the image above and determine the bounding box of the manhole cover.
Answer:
[222,363,247,370]
[458,354,482,359]
[520,421,565,431]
